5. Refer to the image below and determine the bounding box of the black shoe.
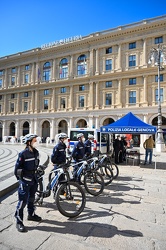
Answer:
[27,214,42,222]
[16,223,26,232]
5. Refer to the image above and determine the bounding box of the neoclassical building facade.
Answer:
[0,15,166,145]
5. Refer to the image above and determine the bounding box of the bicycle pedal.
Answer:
[43,190,51,198]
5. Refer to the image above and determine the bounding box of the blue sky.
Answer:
[0,0,166,57]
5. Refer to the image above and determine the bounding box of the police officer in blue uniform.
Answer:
[84,134,94,157]
[14,134,42,232]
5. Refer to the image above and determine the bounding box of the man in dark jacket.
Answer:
[14,134,42,233]
[113,135,121,164]
[84,134,94,157]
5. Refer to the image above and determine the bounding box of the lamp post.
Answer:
[148,44,166,152]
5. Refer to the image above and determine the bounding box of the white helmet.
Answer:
[22,134,38,144]
[58,133,68,139]
[77,133,84,139]
[88,134,94,139]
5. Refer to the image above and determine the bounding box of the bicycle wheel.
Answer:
[56,181,86,218]
[106,162,119,179]
[84,171,104,196]
[34,178,44,205]
[97,165,113,186]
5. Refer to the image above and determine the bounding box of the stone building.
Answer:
[0,15,166,146]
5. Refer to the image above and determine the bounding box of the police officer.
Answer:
[84,134,94,157]
[71,133,85,180]
[14,134,42,233]
[51,132,68,169]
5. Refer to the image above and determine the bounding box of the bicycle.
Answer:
[35,164,86,218]
[98,152,119,179]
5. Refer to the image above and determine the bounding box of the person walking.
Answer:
[84,134,94,157]
[14,134,42,233]
[113,135,121,164]
[143,135,155,165]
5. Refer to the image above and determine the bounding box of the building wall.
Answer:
[0,15,166,144]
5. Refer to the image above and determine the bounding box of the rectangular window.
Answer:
[129,55,136,67]
[155,36,163,44]
[155,88,163,103]
[60,67,68,79]
[129,91,136,104]
[44,99,48,109]
[77,63,87,76]
[43,70,51,81]
[106,47,112,54]
[105,59,112,71]
[12,67,16,73]
[24,92,29,97]
[11,94,16,99]
[129,78,136,85]
[79,85,85,91]
[10,103,14,112]
[11,77,15,86]
[79,96,84,107]
[0,95,2,100]
[61,87,66,93]
[105,81,112,88]
[61,97,66,108]
[105,93,112,105]
[44,89,49,95]
[0,70,4,76]
[0,79,2,88]
[25,65,30,70]
[24,102,28,111]
[24,74,29,84]
[129,42,136,49]
[155,74,163,82]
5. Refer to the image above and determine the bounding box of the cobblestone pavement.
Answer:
[0,143,166,250]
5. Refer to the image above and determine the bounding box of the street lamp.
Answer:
[148,44,166,152]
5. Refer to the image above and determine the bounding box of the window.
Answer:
[11,77,15,86]
[155,74,163,82]
[129,55,136,67]
[59,58,68,79]
[155,88,163,103]
[129,78,136,85]
[105,81,112,88]
[0,95,2,100]
[105,93,112,105]
[0,70,4,76]
[44,99,48,109]
[25,65,30,70]
[155,36,163,44]
[129,91,136,104]
[12,67,16,73]
[0,79,2,88]
[61,97,66,108]
[79,85,85,91]
[24,74,29,84]
[77,54,87,76]
[11,94,16,99]
[61,87,66,93]
[44,89,49,95]
[106,47,112,54]
[105,59,112,71]
[10,103,14,112]
[43,62,51,81]
[24,102,28,111]
[79,96,84,107]
[24,92,28,97]
[129,42,136,49]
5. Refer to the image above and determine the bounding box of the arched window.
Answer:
[77,54,87,76]
[59,58,68,79]
[43,62,51,81]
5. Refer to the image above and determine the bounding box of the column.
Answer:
[4,68,8,88]
[102,57,105,73]
[95,49,99,75]
[34,118,38,134]
[31,63,35,83]
[17,66,21,87]
[69,85,73,110]
[126,90,129,107]
[68,117,74,134]
[143,76,148,103]
[95,82,99,109]
[52,59,56,81]
[88,115,93,129]
[118,44,122,69]
[3,94,7,114]
[17,93,20,114]
[89,81,93,109]
[34,90,39,112]
[51,88,55,111]
[15,120,20,139]
[89,49,94,76]
[126,53,128,69]
[35,62,40,83]
[95,116,99,129]
[50,119,55,140]
[31,90,35,112]
[70,55,73,78]
[118,79,122,106]
[143,38,147,66]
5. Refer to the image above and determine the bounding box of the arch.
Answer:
[60,58,68,66]
[23,121,30,136]
[152,115,166,126]
[58,119,68,134]
[75,118,88,128]
[77,54,86,62]
[43,62,51,68]
[9,122,15,136]
[41,120,50,142]
[100,116,116,127]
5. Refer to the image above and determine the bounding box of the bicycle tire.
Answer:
[55,181,86,218]
[97,165,113,186]
[84,171,104,196]
[35,178,44,205]
[106,162,119,179]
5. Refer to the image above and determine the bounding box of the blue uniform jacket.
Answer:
[71,141,85,161]
[84,139,92,156]
[51,141,66,165]
[14,147,39,184]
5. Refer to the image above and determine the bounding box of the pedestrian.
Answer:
[113,135,121,164]
[51,132,68,170]
[71,133,85,181]
[14,134,42,233]
[143,135,155,165]
[130,138,134,148]
[121,136,127,161]
[84,134,94,157]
